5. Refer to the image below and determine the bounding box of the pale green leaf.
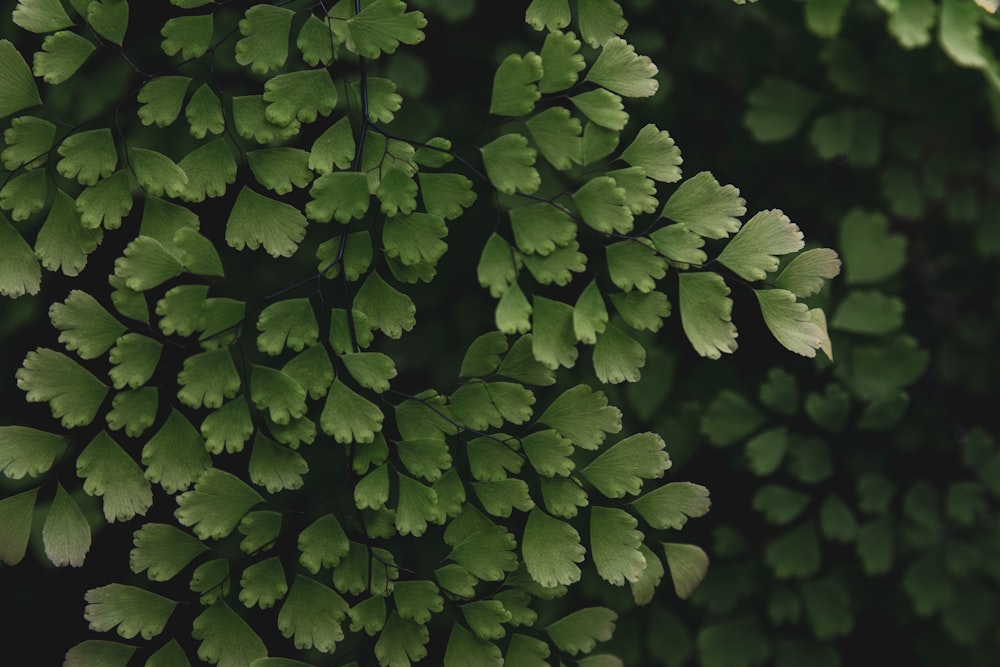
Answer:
[0,169,48,221]
[227,186,307,257]
[0,425,67,479]
[587,37,656,97]
[610,290,671,332]
[3,116,55,170]
[774,248,842,297]
[581,432,670,498]
[247,148,312,195]
[185,84,225,138]
[756,288,827,358]
[308,171,370,223]
[591,506,646,585]
[341,352,397,394]
[279,576,349,653]
[621,124,683,183]
[491,52,543,116]
[525,0,571,31]
[192,601,267,666]
[129,522,207,581]
[33,30,95,84]
[505,633,549,665]
[77,170,133,229]
[539,29,585,93]
[232,95,301,144]
[353,271,417,339]
[309,117,355,174]
[608,166,658,214]
[678,271,737,359]
[886,0,936,48]
[177,347,241,409]
[321,379,385,444]
[572,89,627,132]
[606,239,665,291]
[298,514,350,573]
[374,612,430,667]
[0,40,41,118]
[449,525,518,580]
[522,508,585,587]
[57,128,117,185]
[175,469,263,540]
[239,556,288,608]
[137,76,191,127]
[256,298,318,355]
[142,410,210,493]
[662,171,745,238]
[130,147,188,198]
[525,106,582,170]
[200,397,253,455]
[838,208,905,284]
[161,15,213,59]
[531,296,578,369]
[940,0,987,67]
[575,176,632,234]
[156,284,208,337]
[0,488,37,565]
[540,384,621,449]
[235,5,293,74]
[418,172,476,220]
[521,240,587,285]
[190,559,231,605]
[718,209,805,281]
[105,388,157,437]
[629,543,664,605]
[522,429,575,477]
[297,14,336,66]
[497,334,556,386]
[744,77,819,142]
[481,133,540,195]
[84,584,175,639]
[632,482,711,530]
[49,289,124,359]
[17,347,108,428]
[43,482,91,566]
[592,323,646,384]
[384,212,447,264]
[13,0,72,33]
[0,213,41,296]
[86,0,128,44]
[249,433,308,493]
[114,237,182,291]
[478,233,518,298]
[264,69,338,126]
[663,542,709,599]
[344,0,427,59]
[473,478,535,517]
[63,641,136,667]
[545,607,617,655]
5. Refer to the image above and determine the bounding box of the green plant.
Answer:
[0,0,844,664]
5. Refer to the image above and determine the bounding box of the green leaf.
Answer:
[77,170,133,229]
[33,30,95,84]
[753,484,811,525]
[192,601,267,666]
[233,94,301,144]
[309,117,355,174]
[298,514,350,573]
[481,133,540,195]
[161,14,213,59]
[343,0,427,59]
[591,506,646,585]
[279,346,333,401]
[521,241,587,286]
[459,331,507,378]
[43,482,91,566]
[106,388,158,437]
[239,556,288,609]
[808,107,883,166]
[321,379,385,444]
[474,478,535,518]
[36,192,103,276]
[177,348,241,409]
[384,212,447,265]
[587,37,656,97]
[0,214,41,297]
[522,508,585,587]
[239,509,281,554]
[199,398,252,456]
[803,0,849,37]
[84,584,175,639]
[609,291,671,332]
[3,116,55,170]
[662,171,745,239]
[745,427,788,475]
[249,434,308,493]
[575,176,632,234]
[17,347,108,428]
[0,488,37,565]
[190,559,231,605]
[184,84,224,139]
[279,576,349,653]
[490,52,543,116]
[606,239,665,292]
[774,248,841,297]
[593,323,646,384]
[142,410,211,493]
[84,0,127,44]
[137,76,190,128]
[395,472,442,536]
[264,69,338,126]
[64,641,136,667]
[114,237,181,291]
[348,591,387,631]
[663,543,709,599]
[522,429,575,477]
[308,171,371,224]
[227,187,307,258]
[572,280,608,344]
[621,124,683,183]
[297,14,336,66]
[257,299,319,358]
[374,612,430,667]
[820,494,858,542]
[838,209,906,284]
[462,599,511,640]
[766,521,822,579]
[0,40,41,118]
[608,167,658,215]
[678,272,737,359]
[466,435,524,480]
[13,0,72,32]
[718,209,805,281]
[417,172,476,220]
[0,425,67,479]
[539,29,585,93]
[581,432,670,498]
[156,284,207,337]
[235,4,293,74]
[546,607,617,655]
[49,290,125,360]
[531,296,578,369]
[629,543,664,605]
[756,289,827,358]
[76,430,155,523]
[885,0,937,48]
[247,148,312,195]
[354,271,417,339]
[940,0,987,67]
[525,0,571,31]
[393,580,443,623]
[318,231,372,281]
[449,525,518,580]
[540,384,622,450]
[578,0,628,45]
[435,562,477,597]
[176,469,263,540]
[831,290,904,335]
[572,89,627,132]
[129,147,188,198]
[57,128,117,186]
[0,169,48,221]
[477,233,518,297]
[129,522,208,582]
[338,352,396,395]
[744,77,819,142]
[632,481,711,529]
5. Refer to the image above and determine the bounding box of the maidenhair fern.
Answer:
[0,0,839,664]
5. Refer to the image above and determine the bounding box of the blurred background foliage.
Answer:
[2,0,1000,664]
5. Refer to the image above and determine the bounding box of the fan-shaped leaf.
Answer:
[33,30,95,84]
[63,641,136,667]
[0,40,41,118]
[756,288,827,358]
[663,542,709,599]
[718,209,804,281]
[264,69,337,126]
[279,576,349,653]
[0,488,38,565]
[0,169,48,221]
[3,116,55,170]
[353,271,416,339]
[13,0,72,33]
[142,409,211,493]
[192,601,267,666]
[581,432,670,498]
[587,37,656,97]
[43,482,91,567]
[575,176,632,234]
[523,508,585,587]
[321,379,384,444]
[678,271,737,359]
[591,506,646,585]
[49,290,124,360]
[130,147,188,198]
[531,296,578,369]
[138,76,191,128]
[0,214,41,297]
[249,434,308,493]
[540,384,622,449]
[662,171,745,239]
[621,124,682,182]
[85,584,175,639]
[374,611,430,667]
[344,0,427,59]
[176,469,263,540]
[539,29,585,93]
[17,347,108,428]
[235,5,293,74]
[593,323,645,384]
[526,0,571,31]
[545,607,617,655]
[77,431,152,522]
[481,133,540,195]
[0,425,67,479]
[418,172,476,220]
[177,348,240,409]
[58,129,117,186]
[775,247,842,297]
[77,170,133,229]
[185,84,224,139]
[129,522,207,582]
[161,15,213,59]
[491,52,543,116]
